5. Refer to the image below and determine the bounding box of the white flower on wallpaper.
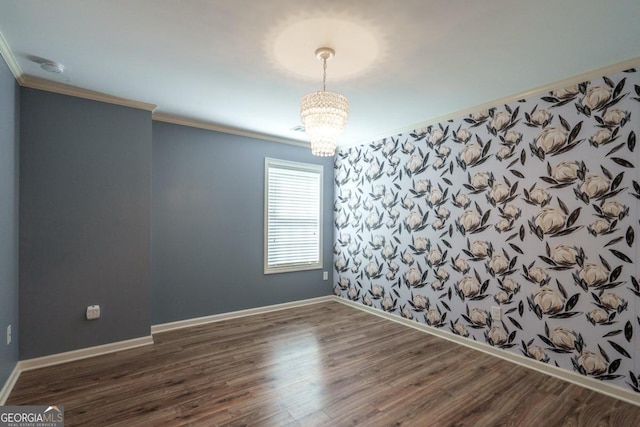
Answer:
[334,67,640,393]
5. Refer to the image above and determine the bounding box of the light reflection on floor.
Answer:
[267,332,326,415]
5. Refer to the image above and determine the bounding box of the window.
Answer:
[264,158,323,274]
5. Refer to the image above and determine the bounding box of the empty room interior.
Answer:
[2,1,640,425]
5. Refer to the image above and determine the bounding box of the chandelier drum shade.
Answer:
[300,47,349,157]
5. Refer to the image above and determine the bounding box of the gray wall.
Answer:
[19,89,151,359]
[0,57,19,384]
[152,121,334,324]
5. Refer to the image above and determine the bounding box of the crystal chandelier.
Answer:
[300,47,349,157]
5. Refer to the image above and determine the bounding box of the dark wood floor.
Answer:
[7,301,640,426]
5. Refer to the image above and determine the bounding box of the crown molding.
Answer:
[20,75,156,111]
[4,23,639,153]
[1,26,306,147]
[152,112,310,148]
[346,55,640,149]
[1,31,155,112]
[0,30,23,82]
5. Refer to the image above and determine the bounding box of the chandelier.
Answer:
[300,47,349,157]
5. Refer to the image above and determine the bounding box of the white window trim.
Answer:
[264,157,323,274]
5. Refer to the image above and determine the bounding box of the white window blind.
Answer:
[264,158,323,274]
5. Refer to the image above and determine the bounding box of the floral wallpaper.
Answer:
[333,67,640,393]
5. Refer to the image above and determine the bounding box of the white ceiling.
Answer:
[1,0,640,148]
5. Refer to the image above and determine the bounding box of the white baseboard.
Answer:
[0,335,154,404]
[5,296,636,407]
[0,363,21,405]
[19,335,154,372]
[151,296,334,334]
[2,297,332,402]
[332,296,640,407]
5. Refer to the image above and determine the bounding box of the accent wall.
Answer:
[333,66,640,393]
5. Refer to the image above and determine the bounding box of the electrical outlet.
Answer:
[323,271,328,281]
[491,306,501,322]
[6,325,11,345]
[86,305,100,320]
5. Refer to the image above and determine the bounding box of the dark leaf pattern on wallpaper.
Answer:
[508,315,522,330]
[611,158,635,169]
[628,371,640,393]
[634,83,640,102]
[629,277,640,298]
[631,180,640,200]
[608,340,631,358]
[333,68,640,393]
[625,320,633,342]
[609,249,633,264]
[604,142,626,157]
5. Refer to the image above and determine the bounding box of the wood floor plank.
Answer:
[7,301,640,426]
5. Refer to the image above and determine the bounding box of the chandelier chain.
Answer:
[322,57,327,92]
